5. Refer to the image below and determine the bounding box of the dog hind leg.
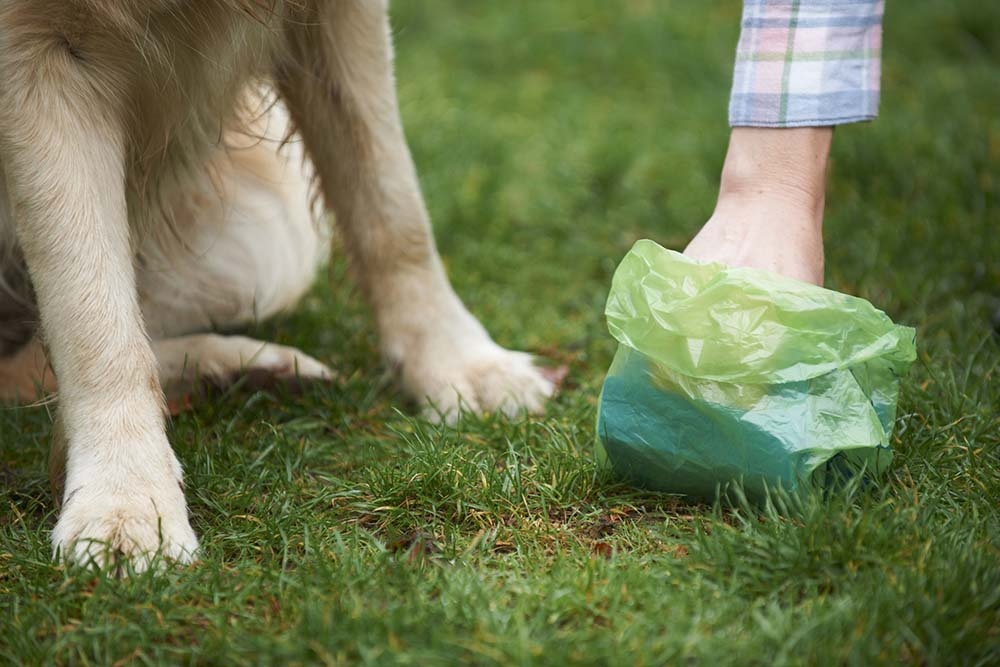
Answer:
[139,97,326,339]
[138,99,334,401]
[153,334,333,410]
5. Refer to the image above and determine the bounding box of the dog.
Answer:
[0,0,554,570]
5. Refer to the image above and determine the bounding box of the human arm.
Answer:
[685,0,884,285]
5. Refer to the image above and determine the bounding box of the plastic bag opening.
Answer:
[597,241,916,501]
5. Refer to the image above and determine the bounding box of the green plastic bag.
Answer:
[596,240,916,500]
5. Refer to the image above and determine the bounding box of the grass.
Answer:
[1,1,998,664]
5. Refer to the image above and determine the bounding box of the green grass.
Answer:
[2,1,998,664]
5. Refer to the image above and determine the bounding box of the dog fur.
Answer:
[0,0,554,570]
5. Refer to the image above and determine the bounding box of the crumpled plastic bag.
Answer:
[596,240,916,500]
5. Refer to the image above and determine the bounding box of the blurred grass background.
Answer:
[1,1,997,664]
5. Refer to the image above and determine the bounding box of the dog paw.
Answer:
[52,461,198,574]
[237,340,335,389]
[158,335,335,414]
[404,342,557,424]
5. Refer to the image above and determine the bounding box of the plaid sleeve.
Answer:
[729,0,884,127]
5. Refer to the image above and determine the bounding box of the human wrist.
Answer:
[717,127,832,216]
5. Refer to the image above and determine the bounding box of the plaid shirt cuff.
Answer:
[729,0,884,127]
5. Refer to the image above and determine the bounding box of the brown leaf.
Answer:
[388,530,439,563]
[591,541,613,559]
[492,540,516,554]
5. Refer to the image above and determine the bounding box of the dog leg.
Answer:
[0,21,196,570]
[154,334,333,410]
[139,94,328,341]
[279,1,554,422]
[0,332,332,417]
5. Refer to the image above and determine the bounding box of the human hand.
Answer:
[684,127,832,286]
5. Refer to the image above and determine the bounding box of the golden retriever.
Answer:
[0,0,554,571]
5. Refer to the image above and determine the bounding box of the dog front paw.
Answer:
[402,342,557,424]
[52,458,198,573]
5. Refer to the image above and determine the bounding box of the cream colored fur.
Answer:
[0,0,553,571]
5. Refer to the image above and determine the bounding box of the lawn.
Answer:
[1,1,998,665]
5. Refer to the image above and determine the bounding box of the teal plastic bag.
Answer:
[596,240,916,500]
